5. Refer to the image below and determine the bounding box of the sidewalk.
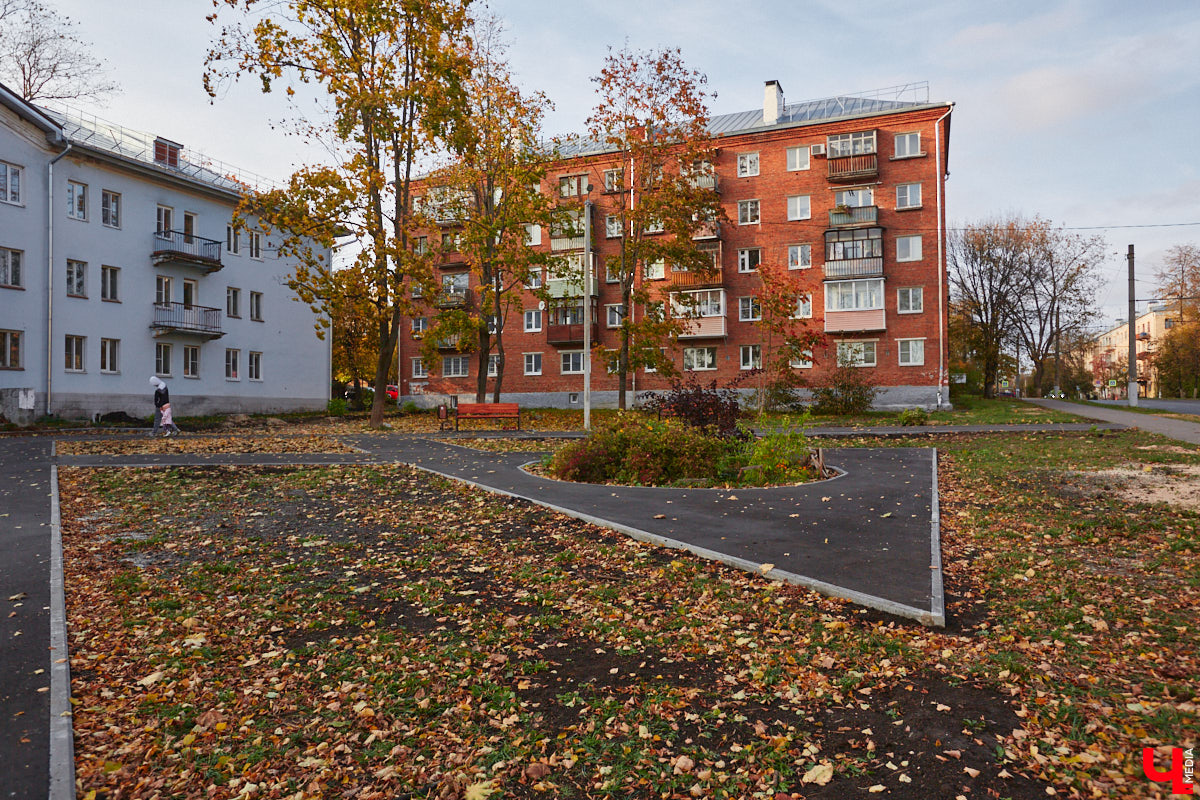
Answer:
[1025,398,1200,445]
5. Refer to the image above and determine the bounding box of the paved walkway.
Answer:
[1026,399,1200,445]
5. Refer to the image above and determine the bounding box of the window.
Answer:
[225,348,240,379]
[441,232,456,251]
[154,138,180,166]
[155,342,172,376]
[101,265,119,301]
[826,279,884,312]
[182,279,198,308]
[412,357,427,378]
[683,346,717,371]
[606,304,624,328]
[0,161,22,205]
[786,146,810,172]
[835,187,873,208]
[0,330,21,368]
[826,227,884,261]
[827,130,876,157]
[896,183,921,209]
[155,275,173,304]
[523,268,542,290]
[156,205,173,234]
[524,309,542,332]
[249,231,262,259]
[898,338,925,366]
[738,296,761,322]
[897,235,923,262]
[740,344,761,370]
[898,287,924,314]
[226,224,240,254]
[0,248,22,287]
[788,244,811,270]
[100,338,119,373]
[603,168,624,192]
[101,190,120,227]
[736,152,759,177]
[442,271,468,297]
[226,287,241,317]
[523,224,541,246]
[793,293,813,319]
[560,351,584,374]
[738,248,761,273]
[248,351,262,380]
[672,288,724,318]
[183,346,199,378]
[737,199,760,225]
[895,132,921,158]
[790,349,813,369]
[836,340,877,367]
[412,316,428,335]
[605,259,621,283]
[786,195,811,221]
[643,259,665,280]
[64,335,85,372]
[414,235,429,255]
[66,181,87,220]
[443,355,469,377]
[558,174,588,197]
[643,218,664,235]
[487,354,500,377]
[250,291,263,321]
[524,352,542,376]
[605,215,622,238]
[66,260,86,297]
[183,212,196,243]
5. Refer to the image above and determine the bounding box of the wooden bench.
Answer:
[454,402,521,431]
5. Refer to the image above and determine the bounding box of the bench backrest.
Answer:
[457,402,519,416]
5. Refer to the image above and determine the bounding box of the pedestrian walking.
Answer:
[159,400,180,436]
[149,376,170,437]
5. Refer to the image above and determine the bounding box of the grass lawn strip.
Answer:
[56,434,353,456]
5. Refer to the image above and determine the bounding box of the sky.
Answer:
[44,0,1200,333]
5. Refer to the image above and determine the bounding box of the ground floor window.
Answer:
[561,351,584,374]
[100,338,119,373]
[790,349,813,369]
[836,340,877,367]
[443,355,469,378]
[248,351,263,381]
[898,338,925,366]
[0,329,22,368]
[683,346,717,371]
[156,343,172,376]
[739,344,761,370]
[64,335,85,372]
[225,348,240,380]
[488,354,500,377]
[183,346,199,378]
[524,352,542,376]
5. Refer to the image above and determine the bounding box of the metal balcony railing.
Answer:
[436,290,470,309]
[828,206,878,226]
[151,230,223,268]
[822,257,884,279]
[150,302,223,337]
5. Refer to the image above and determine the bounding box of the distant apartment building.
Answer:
[1088,303,1180,399]
[401,82,953,410]
[0,84,330,422]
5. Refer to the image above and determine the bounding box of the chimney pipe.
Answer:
[763,80,784,125]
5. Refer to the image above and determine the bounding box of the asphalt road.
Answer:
[1092,397,1200,416]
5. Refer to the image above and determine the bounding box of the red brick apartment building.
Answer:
[400,82,953,409]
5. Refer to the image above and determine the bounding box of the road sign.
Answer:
[1107,379,1118,387]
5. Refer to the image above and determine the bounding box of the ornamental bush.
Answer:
[809,362,879,416]
[638,377,744,438]
[744,427,816,486]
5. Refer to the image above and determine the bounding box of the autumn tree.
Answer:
[422,17,558,402]
[749,261,823,413]
[586,44,724,409]
[205,0,471,427]
[1154,243,1200,324]
[328,267,385,401]
[1154,321,1200,398]
[0,0,119,103]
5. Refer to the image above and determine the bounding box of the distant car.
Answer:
[386,384,399,401]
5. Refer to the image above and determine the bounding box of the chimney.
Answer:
[763,80,784,125]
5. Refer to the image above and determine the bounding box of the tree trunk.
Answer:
[369,307,400,427]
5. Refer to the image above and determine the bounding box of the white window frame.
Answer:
[671,288,724,318]
[66,260,86,297]
[827,130,877,157]
[736,152,759,177]
[898,338,925,366]
[739,344,762,371]
[790,349,813,369]
[738,296,761,322]
[737,248,760,273]
[183,345,200,378]
[100,338,119,374]
[835,187,874,208]
[66,181,87,220]
[896,235,923,262]
[443,355,469,378]
[226,286,241,318]
[412,357,427,378]
[825,279,884,312]
[101,265,119,301]
[605,214,622,238]
[605,304,624,328]
[182,278,198,309]
[226,224,240,255]
[101,190,120,228]
[897,287,924,314]
[683,346,718,372]
[2,329,24,368]
[156,205,174,235]
[524,268,543,290]
[225,348,240,380]
[737,199,760,225]
[524,224,541,246]
[524,352,542,376]
[786,146,810,172]
[524,309,542,332]
[411,317,428,336]
[0,248,23,288]
[793,293,813,319]
[248,351,263,381]
[487,353,500,377]
[560,350,584,375]
[643,259,665,281]
[249,291,263,321]
[249,231,262,259]
[155,275,173,305]
[603,167,624,192]
[896,183,922,210]
[155,342,173,376]
[786,195,811,221]
[0,161,23,205]
[894,131,921,159]
[64,335,85,372]
[836,340,877,367]
[787,244,811,270]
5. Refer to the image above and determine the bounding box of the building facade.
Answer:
[0,85,330,422]
[401,82,953,410]
[1088,303,1180,399]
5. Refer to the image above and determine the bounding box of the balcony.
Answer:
[828,206,878,227]
[150,230,223,273]
[668,262,722,288]
[676,316,726,339]
[436,334,470,351]
[546,321,600,346]
[692,219,721,240]
[687,172,718,192]
[823,257,884,280]
[827,153,878,183]
[436,290,470,309]
[1136,332,1151,341]
[824,309,886,333]
[150,302,224,339]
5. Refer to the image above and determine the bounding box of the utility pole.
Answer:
[1053,304,1061,398]
[1127,244,1138,408]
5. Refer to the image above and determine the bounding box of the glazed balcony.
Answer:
[828,206,878,227]
[691,219,721,240]
[824,309,886,333]
[827,153,878,183]
[675,316,726,339]
[823,257,884,280]
[151,230,223,273]
[150,302,224,339]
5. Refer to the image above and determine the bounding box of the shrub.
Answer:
[326,397,349,416]
[639,377,743,438]
[899,407,929,426]
[744,427,815,485]
[810,362,879,416]
[400,400,420,415]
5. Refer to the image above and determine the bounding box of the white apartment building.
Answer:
[0,84,330,423]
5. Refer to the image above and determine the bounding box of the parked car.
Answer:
[386,384,399,401]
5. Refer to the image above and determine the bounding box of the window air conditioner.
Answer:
[810,144,826,156]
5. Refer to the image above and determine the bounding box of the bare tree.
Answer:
[0,0,119,103]
[1154,243,1200,324]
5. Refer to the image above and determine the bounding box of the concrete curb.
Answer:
[48,449,75,799]
[929,450,945,627]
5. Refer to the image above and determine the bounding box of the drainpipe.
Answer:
[933,104,953,410]
[583,199,593,429]
[46,141,73,416]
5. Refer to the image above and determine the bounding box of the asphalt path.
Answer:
[1092,397,1200,416]
[1027,399,1200,445]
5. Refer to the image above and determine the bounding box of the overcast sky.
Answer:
[49,0,1200,330]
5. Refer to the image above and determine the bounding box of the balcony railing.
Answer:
[828,206,878,227]
[675,315,726,339]
[824,309,886,333]
[668,264,722,288]
[692,219,721,240]
[687,172,718,192]
[823,257,884,280]
[546,321,600,345]
[150,302,223,338]
[827,153,878,182]
[436,290,470,309]
[151,230,224,272]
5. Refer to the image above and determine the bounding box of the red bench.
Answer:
[454,402,521,431]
